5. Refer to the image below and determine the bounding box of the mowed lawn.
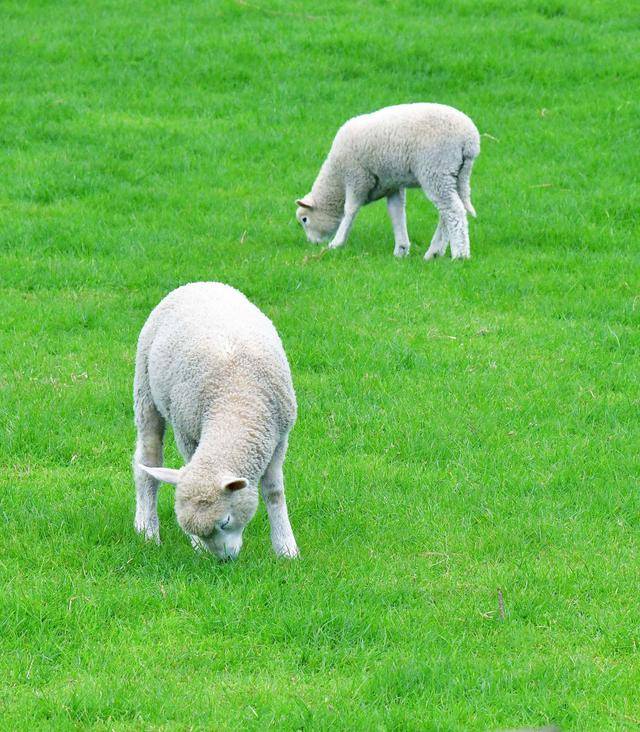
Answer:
[1,0,639,729]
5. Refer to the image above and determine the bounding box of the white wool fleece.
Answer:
[295,103,480,260]
[132,282,299,560]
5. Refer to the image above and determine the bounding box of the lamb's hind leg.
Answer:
[386,189,411,257]
[261,435,299,558]
[419,173,470,260]
[133,394,165,542]
[424,213,449,261]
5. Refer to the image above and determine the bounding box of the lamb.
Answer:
[295,103,480,260]
[132,282,299,560]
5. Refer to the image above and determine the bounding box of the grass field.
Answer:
[1,0,639,729]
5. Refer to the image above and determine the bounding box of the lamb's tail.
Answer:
[457,135,480,218]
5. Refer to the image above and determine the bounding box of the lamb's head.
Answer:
[139,465,258,560]
[295,195,341,244]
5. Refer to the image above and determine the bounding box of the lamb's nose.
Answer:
[221,545,240,561]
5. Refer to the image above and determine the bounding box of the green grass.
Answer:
[1,0,639,729]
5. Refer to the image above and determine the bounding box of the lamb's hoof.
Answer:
[424,250,440,261]
[134,519,160,544]
[274,543,300,559]
[394,245,410,258]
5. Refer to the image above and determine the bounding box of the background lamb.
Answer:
[133,282,299,560]
[295,103,480,260]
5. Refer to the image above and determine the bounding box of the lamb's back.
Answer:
[139,283,294,429]
[331,103,479,172]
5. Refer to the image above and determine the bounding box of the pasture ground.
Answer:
[1,1,639,729]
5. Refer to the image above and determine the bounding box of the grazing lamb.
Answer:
[133,282,299,560]
[295,103,480,260]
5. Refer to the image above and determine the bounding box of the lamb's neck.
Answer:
[190,404,273,484]
[311,158,345,216]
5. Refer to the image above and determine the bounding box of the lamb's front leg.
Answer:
[261,436,299,558]
[328,189,362,250]
[386,189,411,257]
[133,421,164,543]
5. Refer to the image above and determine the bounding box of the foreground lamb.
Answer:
[133,282,299,560]
[295,103,480,260]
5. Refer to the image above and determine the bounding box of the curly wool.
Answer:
[132,282,299,560]
[296,103,480,260]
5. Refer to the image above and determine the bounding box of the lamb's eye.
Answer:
[219,515,231,530]
[301,216,308,224]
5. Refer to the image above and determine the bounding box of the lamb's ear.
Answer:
[222,475,248,491]
[139,464,181,485]
[296,195,314,209]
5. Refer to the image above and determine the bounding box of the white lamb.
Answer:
[295,103,480,260]
[132,282,299,560]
